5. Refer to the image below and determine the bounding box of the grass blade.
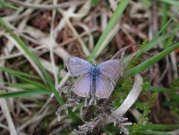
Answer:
[159,0,179,6]
[126,42,179,76]
[133,26,179,60]
[0,19,64,105]
[0,67,50,90]
[88,0,130,62]
[0,0,18,10]
[0,89,50,98]
[0,67,40,80]
[140,124,179,130]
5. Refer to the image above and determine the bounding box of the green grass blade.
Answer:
[88,0,130,62]
[0,67,40,80]
[0,67,50,90]
[133,26,179,60]
[4,83,45,90]
[126,42,179,76]
[0,89,50,98]
[0,0,18,10]
[137,131,172,135]
[159,0,179,6]
[0,19,64,105]
[135,124,179,135]
[149,86,169,93]
[144,26,179,51]
[141,124,179,130]
[160,2,169,35]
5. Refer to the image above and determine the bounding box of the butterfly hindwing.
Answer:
[73,74,91,98]
[95,74,114,98]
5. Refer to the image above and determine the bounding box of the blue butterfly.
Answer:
[67,57,122,98]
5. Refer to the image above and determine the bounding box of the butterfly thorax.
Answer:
[90,64,99,79]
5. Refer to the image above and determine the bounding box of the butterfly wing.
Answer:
[95,74,114,98]
[73,74,91,97]
[67,57,92,77]
[98,59,122,80]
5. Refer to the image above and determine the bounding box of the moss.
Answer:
[112,77,133,108]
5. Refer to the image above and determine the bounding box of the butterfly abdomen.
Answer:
[90,65,99,96]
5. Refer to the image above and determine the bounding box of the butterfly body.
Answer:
[67,57,122,99]
[90,64,99,96]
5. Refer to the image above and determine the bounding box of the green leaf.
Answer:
[104,124,121,134]
[67,109,81,122]
[91,0,99,5]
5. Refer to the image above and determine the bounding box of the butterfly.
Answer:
[66,56,123,98]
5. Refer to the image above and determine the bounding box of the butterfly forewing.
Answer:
[95,74,114,98]
[73,74,91,97]
[98,59,122,80]
[67,57,92,77]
